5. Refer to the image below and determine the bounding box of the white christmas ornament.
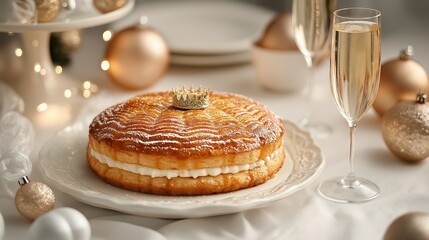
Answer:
[29,208,91,240]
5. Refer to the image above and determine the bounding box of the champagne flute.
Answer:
[318,8,381,203]
[292,0,336,138]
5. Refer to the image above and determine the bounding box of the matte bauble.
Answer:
[258,12,297,51]
[381,93,429,162]
[56,30,82,52]
[257,12,329,66]
[374,46,429,117]
[15,181,56,220]
[35,0,61,23]
[384,212,429,240]
[29,208,91,240]
[93,0,127,13]
[105,26,169,90]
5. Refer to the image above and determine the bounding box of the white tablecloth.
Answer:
[1,1,429,239]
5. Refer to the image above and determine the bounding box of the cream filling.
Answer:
[90,148,279,179]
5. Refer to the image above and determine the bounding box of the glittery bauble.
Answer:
[35,0,61,23]
[93,0,127,13]
[381,94,429,162]
[105,26,169,90]
[374,46,429,117]
[56,30,82,52]
[384,212,429,240]
[15,182,56,221]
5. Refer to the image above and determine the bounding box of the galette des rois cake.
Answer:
[87,87,285,196]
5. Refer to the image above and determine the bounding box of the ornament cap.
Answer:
[172,86,210,110]
[399,45,414,60]
[18,176,30,186]
[416,92,427,104]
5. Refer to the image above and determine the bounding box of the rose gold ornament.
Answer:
[381,93,429,162]
[93,0,127,13]
[258,12,297,51]
[35,0,61,23]
[105,25,169,90]
[257,12,329,66]
[15,177,55,221]
[384,212,429,240]
[374,46,429,117]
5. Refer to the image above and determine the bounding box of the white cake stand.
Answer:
[0,1,134,126]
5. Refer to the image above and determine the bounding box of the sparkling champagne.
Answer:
[293,0,336,58]
[331,21,381,123]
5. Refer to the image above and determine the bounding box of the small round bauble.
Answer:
[105,25,169,90]
[29,208,91,240]
[374,46,429,117]
[93,0,127,13]
[381,93,429,162]
[258,12,297,51]
[15,182,56,221]
[35,0,61,23]
[384,212,429,240]
[257,12,328,66]
[56,30,82,52]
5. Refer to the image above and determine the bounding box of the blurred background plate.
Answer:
[170,51,251,66]
[112,0,274,55]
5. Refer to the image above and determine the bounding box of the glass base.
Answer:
[299,117,332,139]
[318,176,380,203]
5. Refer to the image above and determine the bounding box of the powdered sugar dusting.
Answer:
[89,92,284,157]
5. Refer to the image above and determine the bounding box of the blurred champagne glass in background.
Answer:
[292,0,336,138]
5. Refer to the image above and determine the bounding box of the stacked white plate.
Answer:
[113,0,274,66]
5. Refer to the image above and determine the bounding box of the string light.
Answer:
[40,69,47,76]
[55,65,63,74]
[83,81,91,90]
[64,89,72,98]
[34,64,41,73]
[101,60,110,71]
[90,84,99,93]
[83,89,91,98]
[15,48,23,57]
[36,103,48,112]
[32,40,39,47]
[102,30,113,42]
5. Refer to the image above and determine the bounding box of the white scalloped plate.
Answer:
[38,120,324,219]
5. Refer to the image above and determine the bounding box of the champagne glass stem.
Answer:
[343,122,358,187]
[303,57,315,123]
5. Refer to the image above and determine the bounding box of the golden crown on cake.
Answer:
[172,86,210,110]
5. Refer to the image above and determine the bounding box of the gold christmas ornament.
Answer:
[172,86,210,110]
[35,0,61,23]
[54,30,82,52]
[93,0,127,13]
[381,93,429,162]
[258,12,297,51]
[384,212,429,240]
[15,177,56,221]
[374,46,429,117]
[105,25,169,90]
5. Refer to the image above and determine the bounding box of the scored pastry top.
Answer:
[89,91,284,158]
